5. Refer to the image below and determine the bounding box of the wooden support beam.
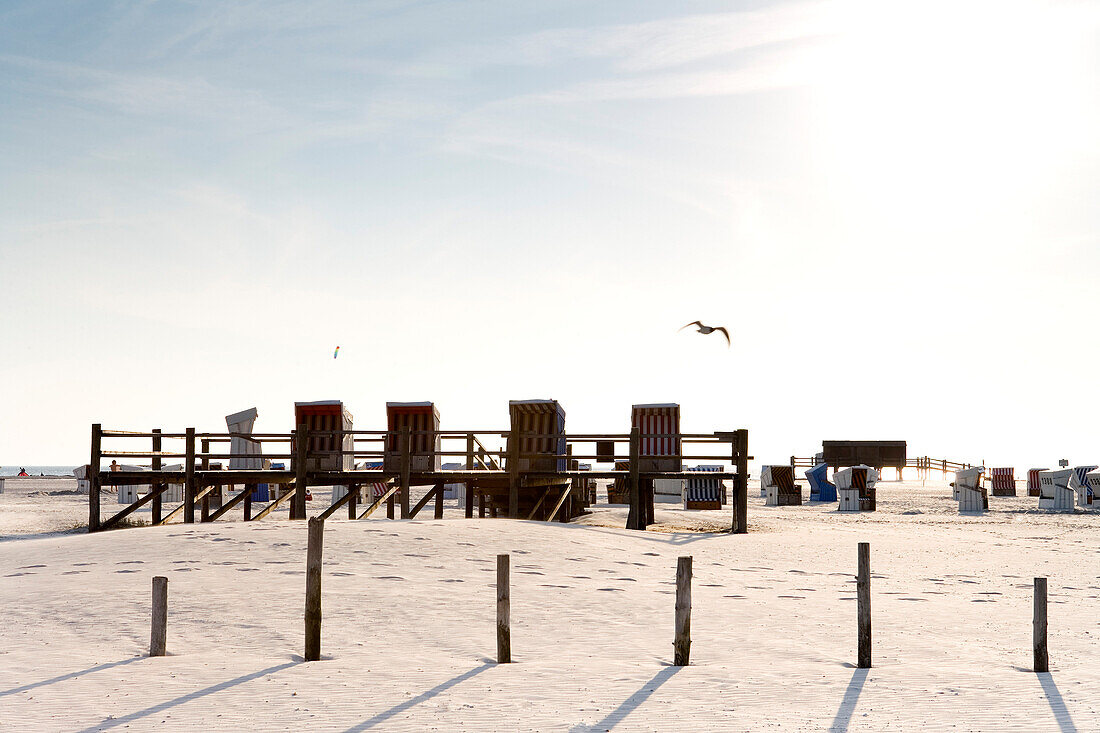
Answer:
[158,483,219,526]
[317,485,355,521]
[292,424,308,520]
[88,423,102,533]
[508,433,520,519]
[348,483,358,520]
[399,427,412,519]
[732,428,749,535]
[545,484,574,523]
[151,430,163,526]
[408,483,440,519]
[465,435,475,519]
[434,481,444,519]
[525,487,553,521]
[184,428,196,524]
[357,483,401,520]
[251,484,299,521]
[200,438,211,522]
[208,484,257,522]
[101,483,170,530]
[626,426,642,530]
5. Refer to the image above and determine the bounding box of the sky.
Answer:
[1,0,1098,471]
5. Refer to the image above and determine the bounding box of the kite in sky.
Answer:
[333,346,340,359]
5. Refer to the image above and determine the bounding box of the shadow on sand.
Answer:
[828,667,869,732]
[0,656,143,698]
[1038,673,1078,733]
[342,662,494,732]
[571,665,682,732]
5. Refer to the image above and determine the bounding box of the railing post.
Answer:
[293,424,308,520]
[304,516,324,661]
[399,426,411,519]
[200,438,211,522]
[1034,577,1048,673]
[626,427,641,530]
[508,431,520,519]
[732,429,749,534]
[497,553,511,663]
[151,429,163,526]
[465,434,475,518]
[88,423,102,533]
[858,542,871,668]
[674,556,692,665]
[184,428,196,524]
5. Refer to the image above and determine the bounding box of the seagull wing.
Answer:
[715,327,730,346]
[679,321,703,332]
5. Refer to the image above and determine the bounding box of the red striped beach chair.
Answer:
[1027,468,1047,497]
[989,467,1015,497]
[631,404,681,473]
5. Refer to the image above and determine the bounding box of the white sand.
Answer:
[1,480,1096,731]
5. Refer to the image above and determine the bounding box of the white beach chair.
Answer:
[836,465,878,512]
[759,465,775,498]
[442,462,465,501]
[1038,469,1075,510]
[73,465,89,494]
[117,465,151,504]
[955,467,987,512]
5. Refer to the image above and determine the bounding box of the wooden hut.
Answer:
[384,402,441,473]
[294,401,354,472]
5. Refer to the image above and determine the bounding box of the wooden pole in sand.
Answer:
[88,423,102,533]
[1034,577,1048,673]
[150,576,168,657]
[184,428,196,524]
[304,516,324,661]
[497,553,511,663]
[674,556,692,666]
[151,429,163,526]
[857,542,871,668]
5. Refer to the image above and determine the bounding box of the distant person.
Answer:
[110,460,120,472]
[18,467,28,476]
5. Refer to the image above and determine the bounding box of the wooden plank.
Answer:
[732,428,749,534]
[508,433,520,519]
[545,484,574,523]
[357,483,400,520]
[434,480,444,519]
[208,482,257,522]
[304,517,324,662]
[497,553,511,663]
[151,430,163,525]
[348,483,358,520]
[858,542,871,668]
[465,436,475,518]
[674,556,692,666]
[1034,577,1048,673]
[184,428,196,524]
[102,483,171,529]
[150,576,168,657]
[408,483,441,519]
[200,438,211,522]
[88,424,102,532]
[626,426,641,530]
[525,487,553,521]
[318,484,355,521]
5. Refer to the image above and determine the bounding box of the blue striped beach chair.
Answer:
[684,465,724,509]
[1071,465,1098,507]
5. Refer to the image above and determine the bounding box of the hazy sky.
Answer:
[2,0,1097,470]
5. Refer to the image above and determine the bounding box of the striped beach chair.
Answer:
[632,404,681,473]
[805,463,836,502]
[507,400,567,473]
[989,467,1015,497]
[1087,470,1100,508]
[608,460,631,503]
[384,402,441,473]
[684,465,724,509]
[955,467,987,512]
[1038,469,1075,510]
[759,465,773,497]
[837,465,878,512]
[1070,465,1098,507]
[294,401,354,472]
[1027,468,1048,497]
[765,465,802,506]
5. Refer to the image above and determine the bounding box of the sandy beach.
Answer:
[2,480,1096,731]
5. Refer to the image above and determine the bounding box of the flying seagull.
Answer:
[679,321,730,346]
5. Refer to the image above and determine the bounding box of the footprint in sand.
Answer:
[778,595,806,599]
[18,565,46,569]
[62,570,88,575]
[375,576,405,581]
[701,584,723,588]
[6,572,35,577]
[116,570,140,573]
[74,562,96,567]
[540,584,571,589]
[723,594,747,599]
[403,553,428,558]
[643,552,659,557]
[597,588,624,592]
[440,579,464,583]
[211,537,231,542]
[236,568,259,572]
[330,572,354,576]
[899,597,928,601]
[116,560,144,565]
[518,571,545,575]
[280,570,303,575]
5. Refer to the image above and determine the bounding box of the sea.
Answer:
[0,466,80,477]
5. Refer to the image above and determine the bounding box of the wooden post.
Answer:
[732,429,749,534]
[293,424,308,520]
[399,426,412,519]
[151,429,163,526]
[465,435,475,518]
[674,556,692,666]
[508,431,520,519]
[434,482,444,520]
[387,485,396,519]
[497,553,511,663]
[243,485,253,521]
[88,423,102,532]
[184,428,196,524]
[857,542,871,668]
[304,516,324,661]
[200,438,211,522]
[1034,577,1048,673]
[150,576,168,657]
[626,427,641,530]
[348,483,358,520]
